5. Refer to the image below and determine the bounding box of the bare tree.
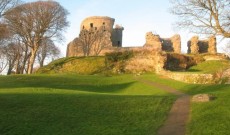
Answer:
[1,42,22,75]
[0,0,19,18]
[0,23,9,41]
[0,46,8,74]
[37,38,60,67]
[0,0,19,45]
[170,0,230,38]
[4,1,68,74]
[78,27,111,56]
[93,28,112,56]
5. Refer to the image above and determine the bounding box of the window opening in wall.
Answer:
[82,25,85,29]
[118,41,121,46]
[90,23,93,28]
[103,22,105,25]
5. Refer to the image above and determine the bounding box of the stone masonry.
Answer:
[144,32,181,53]
[67,16,124,57]
[66,16,219,57]
[187,35,217,54]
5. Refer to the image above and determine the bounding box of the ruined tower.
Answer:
[80,16,124,47]
[81,16,115,32]
[66,16,124,57]
[112,25,124,47]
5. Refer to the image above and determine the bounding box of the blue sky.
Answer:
[59,0,177,45]
[24,0,227,55]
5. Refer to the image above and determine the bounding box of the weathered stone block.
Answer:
[192,94,215,102]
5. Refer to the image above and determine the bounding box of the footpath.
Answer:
[136,78,190,135]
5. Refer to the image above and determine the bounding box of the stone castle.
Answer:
[67,16,217,57]
[80,16,124,47]
[67,16,124,57]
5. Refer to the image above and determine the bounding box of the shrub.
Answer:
[164,53,201,71]
[105,50,134,73]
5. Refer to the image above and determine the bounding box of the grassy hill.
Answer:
[0,74,230,135]
[0,74,175,135]
[37,53,230,75]
[36,56,106,74]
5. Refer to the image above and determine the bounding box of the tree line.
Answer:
[0,0,68,75]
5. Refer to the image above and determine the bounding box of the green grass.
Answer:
[0,74,175,135]
[1,73,229,135]
[141,74,230,135]
[36,56,106,74]
[187,60,230,73]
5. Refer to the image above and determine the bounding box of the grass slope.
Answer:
[187,60,230,73]
[141,74,230,135]
[36,56,106,74]
[1,63,230,135]
[0,74,175,135]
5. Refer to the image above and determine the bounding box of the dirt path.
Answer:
[135,77,190,135]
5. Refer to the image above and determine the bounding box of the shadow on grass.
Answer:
[0,93,174,135]
[0,75,136,94]
[179,84,230,95]
[186,69,202,72]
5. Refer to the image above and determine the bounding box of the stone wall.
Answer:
[80,16,115,33]
[187,36,217,54]
[163,71,216,84]
[66,38,81,57]
[208,36,217,54]
[171,34,181,53]
[144,32,181,53]
[104,47,166,74]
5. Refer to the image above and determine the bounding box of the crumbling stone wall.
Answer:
[161,38,173,52]
[80,16,115,33]
[144,32,181,53]
[187,36,199,54]
[208,36,217,54]
[66,38,81,57]
[171,34,181,53]
[187,36,217,54]
[144,32,162,51]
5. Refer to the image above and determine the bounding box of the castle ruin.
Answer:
[144,32,181,53]
[67,16,124,57]
[67,16,218,57]
[187,36,217,54]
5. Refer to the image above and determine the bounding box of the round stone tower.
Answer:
[80,16,115,33]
